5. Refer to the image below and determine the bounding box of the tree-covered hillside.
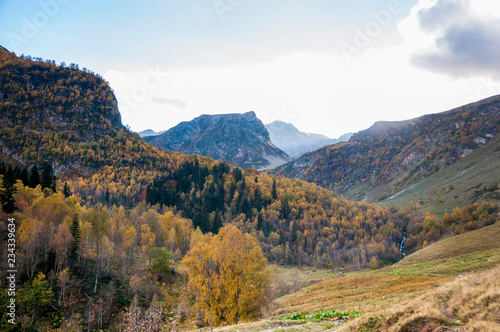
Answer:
[0,46,190,175]
[273,96,500,205]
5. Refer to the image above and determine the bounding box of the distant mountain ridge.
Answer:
[272,95,500,208]
[138,129,166,137]
[265,121,352,158]
[144,112,291,170]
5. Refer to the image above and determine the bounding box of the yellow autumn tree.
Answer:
[49,223,73,275]
[140,224,156,254]
[181,225,269,327]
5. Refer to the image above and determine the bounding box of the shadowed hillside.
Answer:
[272,96,500,211]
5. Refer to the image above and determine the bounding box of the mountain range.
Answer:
[265,121,352,158]
[273,95,500,212]
[143,112,291,170]
[138,129,166,137]
[0,45,420,270]
[139,118,352,169]
[1,45,499,331]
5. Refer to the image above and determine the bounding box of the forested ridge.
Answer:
[0,46,194,176]
[1,47,498,330]
[273,95,500,199]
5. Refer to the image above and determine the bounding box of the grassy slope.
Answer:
[340,264,500,332]
[206,221,500,331]
[346,134,500,216]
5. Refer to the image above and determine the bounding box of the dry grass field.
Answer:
[200,222,500,331]
[340,264,500,331]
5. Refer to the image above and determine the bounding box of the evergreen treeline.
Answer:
[0,160,56,191]
[0,161,57,213]
[147,161,257,233]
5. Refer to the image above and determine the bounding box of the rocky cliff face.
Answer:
[272,95,500,197]
[265,121,352,158]
[144,112,291,170]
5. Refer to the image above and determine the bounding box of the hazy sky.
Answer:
[1,0,499,138]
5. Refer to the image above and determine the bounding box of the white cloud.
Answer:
[405,0,500,78]
[110,50,492,138]
[103,0,500,138]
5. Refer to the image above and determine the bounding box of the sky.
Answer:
[1,0,499,138]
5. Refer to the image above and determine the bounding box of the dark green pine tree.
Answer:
[69,214,81,264]
[229,181,237,201]
[239,196,251,218]
[272,179,278,200]
[253,188,262,211]
[19,166,29,186]
[211,209,223,234]
[257,211,265,230]
[280,198,290,220]
[41,162,56,192]
[13,165,21,181]
[233,168,243,182]
[235,184,245,209]
[28,165,40,188]
[0,161,6,175]
[63,181,71,198]
[0,166,17,214]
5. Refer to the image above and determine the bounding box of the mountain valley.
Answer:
[0,45,498,331]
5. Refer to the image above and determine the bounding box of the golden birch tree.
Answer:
[181,225,269,326]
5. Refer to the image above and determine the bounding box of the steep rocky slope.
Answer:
[144,112,291,170]
[272,95,500,205]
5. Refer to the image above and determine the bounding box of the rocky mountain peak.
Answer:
[144,112,290,170]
